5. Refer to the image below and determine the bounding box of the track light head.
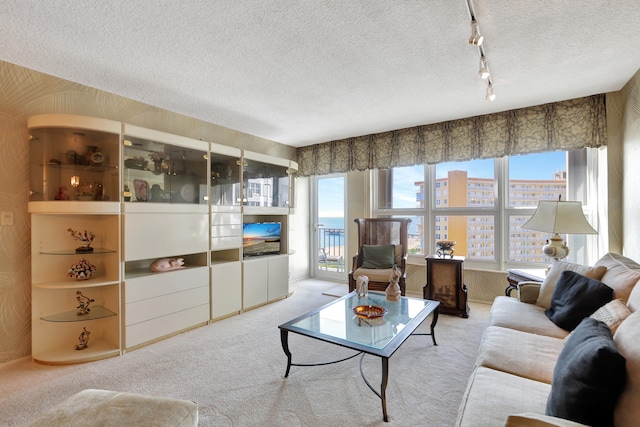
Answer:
[479,56,490,79]
[469,20,483,46]
[486,81,496,101]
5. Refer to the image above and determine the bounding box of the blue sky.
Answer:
[317,152,567,216]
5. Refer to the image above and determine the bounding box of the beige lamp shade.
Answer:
[522,200,597,234]
[522,200,596,261]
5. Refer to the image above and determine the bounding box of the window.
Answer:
[373,149,597,269]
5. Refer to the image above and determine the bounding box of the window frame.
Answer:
[372,149,598,271]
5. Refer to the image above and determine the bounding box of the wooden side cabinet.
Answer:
[424,255,469,318]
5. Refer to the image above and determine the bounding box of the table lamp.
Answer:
[521,198,597,261]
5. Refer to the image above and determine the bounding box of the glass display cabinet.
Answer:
[122,134,208,204]
[242,156,290,208]
[28,114,122,364]
[29,116,120,202]
[210,152,241,206]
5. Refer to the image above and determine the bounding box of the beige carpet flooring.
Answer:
[0,279,491,426]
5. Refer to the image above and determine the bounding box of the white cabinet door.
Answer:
[124,213,209,260]
[268,255,289,300]
[211,261,242,319]
[242,258,268,309]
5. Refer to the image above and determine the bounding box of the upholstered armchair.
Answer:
[348,218,411,295]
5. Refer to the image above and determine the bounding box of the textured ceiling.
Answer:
[1,1,640,147]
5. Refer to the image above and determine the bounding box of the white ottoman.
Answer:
[26,389,198,427]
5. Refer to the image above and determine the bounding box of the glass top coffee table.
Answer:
[278,291,439,422]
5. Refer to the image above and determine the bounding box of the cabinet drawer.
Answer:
[211,213,242,226]
[125,304,209,348]
[211,236,242,250]
[125,267,209,302]
[211,224,241,238]
[125,285,208,326]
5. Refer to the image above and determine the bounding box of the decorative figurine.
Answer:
[436,240,456,258]
[54,186,70,200]
[75,290,95,316]
[150,184,163,202]
[68,258,97,280]
[149,152,170,175]
[150,257,185,272]
[75,327,90,350]
[67,228,95,253]
[386,264,402,302]
[356,275,369,297]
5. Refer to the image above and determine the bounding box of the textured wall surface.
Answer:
[0,61,295,365]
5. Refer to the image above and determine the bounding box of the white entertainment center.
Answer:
[28,114,297,364]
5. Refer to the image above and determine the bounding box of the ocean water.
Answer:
[318,217,345,248]
[319,217,345,230]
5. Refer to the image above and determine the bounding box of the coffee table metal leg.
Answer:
[381,357,389,422]
[280,329,292,378]
[430,307,439,346]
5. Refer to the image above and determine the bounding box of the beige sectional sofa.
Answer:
[455,253,640,427]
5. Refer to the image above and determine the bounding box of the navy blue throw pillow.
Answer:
[545,270,613,331]
[546,317,626,427]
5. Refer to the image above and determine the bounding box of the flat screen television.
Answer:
[243,222,281,257]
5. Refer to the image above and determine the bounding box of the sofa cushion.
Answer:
[595,252,640,303]
[545,271,613,331]
[475,326,564,384]
[456,366,551,427]
[546,317,626,427]
[613,311,640,427]
[361,244,395,269]
[489,296,569,339]
[627,281,640,313]
[590,298,631,335]
[537,260,607,309]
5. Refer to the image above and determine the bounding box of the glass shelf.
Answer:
[40,248,116,255]
[41,305,117,322]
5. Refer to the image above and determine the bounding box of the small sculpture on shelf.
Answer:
[386,264,402,302]
[68,258,97,280]
[149,151,170,175]
[75,327,90,350]
[75,290,95,316]
[124,156,148,170]
[436,240,456,258]
[67,228,95,253]
[150,257,185,272]
[54,186,70,200]
[356,275,369,297]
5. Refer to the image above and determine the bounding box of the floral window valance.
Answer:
[295,94,606,177]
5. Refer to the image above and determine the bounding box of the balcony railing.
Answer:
[318,226,345,272]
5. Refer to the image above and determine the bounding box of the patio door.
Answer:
[312,174,346,280]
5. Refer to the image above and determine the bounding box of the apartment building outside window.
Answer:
[373,149,597,270]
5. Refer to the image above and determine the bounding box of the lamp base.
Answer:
[543,234,569,260]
